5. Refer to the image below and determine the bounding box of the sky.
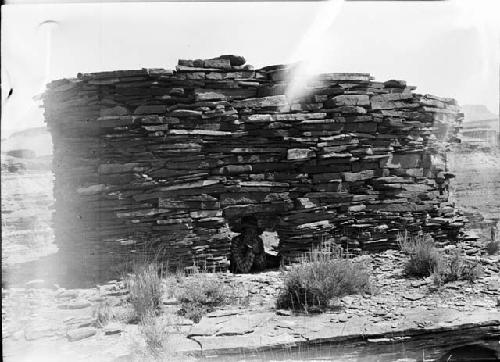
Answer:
[1,0,499,137]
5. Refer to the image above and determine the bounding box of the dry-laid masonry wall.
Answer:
[43,55,464,273]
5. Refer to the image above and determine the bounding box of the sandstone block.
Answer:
[325,95,370,107]
[66,327,97,342]
[220,54,246,66]
[204,58,232,70]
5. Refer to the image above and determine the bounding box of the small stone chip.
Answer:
[276,309,292,316]
[104,323,122,335]
[403,293,425,301]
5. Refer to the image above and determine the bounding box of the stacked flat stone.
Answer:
[43,55,464,273]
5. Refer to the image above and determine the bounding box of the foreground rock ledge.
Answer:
[187,309,500,360]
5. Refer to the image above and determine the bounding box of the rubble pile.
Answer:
[43,55,463,271]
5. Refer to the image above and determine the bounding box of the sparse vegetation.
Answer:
[177,273,235,323]
[92,300,115,327]
[113,305,137,324]
[398,232,441,278]
[125,262,163,321]
[276,248,371,312]
[139,312,170,354]
[486,240,499,255]
[398,231,483,286]
[432,250,483,286]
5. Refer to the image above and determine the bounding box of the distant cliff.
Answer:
[1,127,52,157]
[462,105,499,131]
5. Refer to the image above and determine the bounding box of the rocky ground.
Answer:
[1,169,56,265]
[2,245,499,361]
[448,149,500,225]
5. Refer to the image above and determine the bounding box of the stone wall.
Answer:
[43,55,464,273]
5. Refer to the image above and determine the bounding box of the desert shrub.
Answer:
[432,250,483,286]
[276,249,371,312]
[177,274,234,323]
[460,261,483,282]
[139,312,169,354]
[92,300,115,327]
[113,305,137,324]
[398,232,440,278]
[125,263,163,321]
[486,240,499,255]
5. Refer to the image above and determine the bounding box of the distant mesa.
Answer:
[462,104,499,127]
[1,127,52,172]
[2,126,52,157]
[5,149,36,159]
[460,104,499,147]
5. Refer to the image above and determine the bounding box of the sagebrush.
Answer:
[486,240,499,255]
[432,250,483,286]
[177,273,234,323]
[276,248,371,312]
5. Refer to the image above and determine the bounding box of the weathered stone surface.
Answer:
[220,55,246,66]
[189,316,224,336]
[194,333,305,355]
[204,58,232,70]
[58,301,91,310]
[233,95,288,109]
[334,105,367,114]
[104,323,122,335]
[134,105,167,115]
[170,109,203,118]
[371,93,413,102]
[403,293,425,301]
[167,334,202,353]
[24,327,57,341]
[66,327,97,341]
[98,163,141,174]
[384,79,407,88]
[342,170,375,182]
[287,148,314,161]
[100,106,129,117]
[194,90,227,101]
[387,153,422,169]
[325,95,370,107]
[215,313,273,336]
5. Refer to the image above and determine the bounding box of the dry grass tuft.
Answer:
[398,232,441,278]
[125,262,163,321]
[92,300,115,327]
[139,312,170,354]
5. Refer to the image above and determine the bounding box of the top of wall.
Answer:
[44,55,462,146]
[45,54,453,103]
